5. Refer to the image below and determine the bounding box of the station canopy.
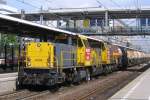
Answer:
[0,14,76,38]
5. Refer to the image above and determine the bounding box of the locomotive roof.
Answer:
[78,34,104,43]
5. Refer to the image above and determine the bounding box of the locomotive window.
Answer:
[72,39,77,46]
[55,39,68,44]
[102,45,106,50]
[77,39,83,47]
[89,41,103,48]
[83,40,89,47]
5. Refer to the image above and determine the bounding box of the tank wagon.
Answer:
[114,44,150,69]
[16,34,150,87]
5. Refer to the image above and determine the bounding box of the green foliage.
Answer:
[0,34,17,46]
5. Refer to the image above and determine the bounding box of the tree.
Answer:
[0,34,18,57]
[0,34,17,46]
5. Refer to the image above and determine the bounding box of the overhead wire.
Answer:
[15,0,41,9]
[14,0,76,27]
[15,0,150,50]
[95,0,150,51]
[95,0,131,45]
[109,0,125,9]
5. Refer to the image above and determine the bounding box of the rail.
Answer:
[0,90,50,100]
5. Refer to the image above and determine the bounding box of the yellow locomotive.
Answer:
[17,34,105,86]
[17,34,150,87]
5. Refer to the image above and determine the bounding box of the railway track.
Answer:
[76,64,149,100]
[0,63,149,100]
[42,63,150,100]
[19,90,50,100]
[0,89,50,100]
[76,72,140,100]
[0,89,29,100]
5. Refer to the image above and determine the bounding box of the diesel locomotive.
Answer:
[16,34,150,87]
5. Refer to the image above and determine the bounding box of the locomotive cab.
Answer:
[17,42,60,87]
[77,35,91,66]
[101,43,111,64]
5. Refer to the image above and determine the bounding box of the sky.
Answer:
[6,0,150,12]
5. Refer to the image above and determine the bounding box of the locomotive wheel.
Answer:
[72,70,80,84]
[86,69,91,81]
[108,66,112,73]
[16,78,23,90]
[110,65,113,72]
[106,66,110,74]
[114,65,118,71]
[103,66,108,75]
[65,73,73,85]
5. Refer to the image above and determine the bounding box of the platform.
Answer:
[109,67,150,100]
[0,72,17,94]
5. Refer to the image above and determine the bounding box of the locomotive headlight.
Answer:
[37,43,41,47]
[48,62,52,67]
[28,62,31,66]
[47,63,50,67]
[27,58,31,66]
[47,58,51,67]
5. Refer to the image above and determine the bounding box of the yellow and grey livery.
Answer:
[17,34,150,87]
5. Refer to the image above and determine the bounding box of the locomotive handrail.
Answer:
[18,50,26,72]
[54,56,59,73]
